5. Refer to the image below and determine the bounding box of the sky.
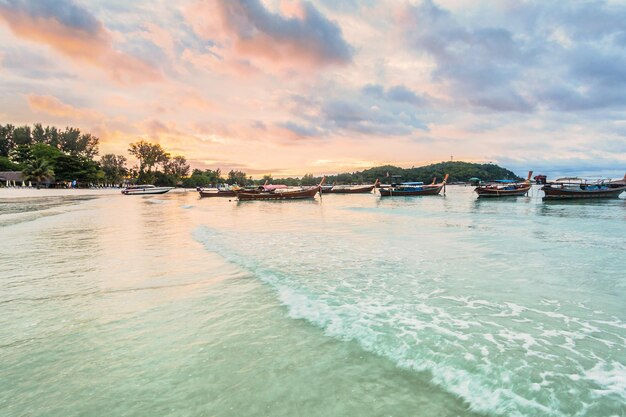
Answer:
[1,0,625,178]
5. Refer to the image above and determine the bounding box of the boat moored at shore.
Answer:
[541,175,626,199]
[474,171,533,198]
[322,179,380,194]
[237,178,325,201]
[121,185,174,195]
[379,175,448,197]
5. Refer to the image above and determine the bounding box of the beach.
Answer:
[1,186,625,417]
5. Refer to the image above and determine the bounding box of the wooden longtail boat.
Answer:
[323,179,379,194]
[379,174,448,197]
[198,189,237,197]
[198,180,270,197]
[475,171,533,197]
[542,174,626,199]
[237,178,325,201]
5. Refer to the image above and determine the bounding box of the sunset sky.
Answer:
[1,0,625,177]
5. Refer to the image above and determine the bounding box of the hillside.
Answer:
[327,161,522,184]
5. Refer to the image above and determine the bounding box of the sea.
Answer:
[0,186,624,417]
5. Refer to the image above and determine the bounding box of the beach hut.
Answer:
[0,171,24,187]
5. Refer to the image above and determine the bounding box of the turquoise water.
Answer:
[1,187,624,417]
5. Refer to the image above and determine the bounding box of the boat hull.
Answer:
[237,186,320,201]
[379,185,444,196]
[475,185,530,197]
[542,186,626,199]
[122,187,173,195]
[198,190,237,198]
[323,185,376,194]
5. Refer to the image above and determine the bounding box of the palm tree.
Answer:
[23,158,54,189]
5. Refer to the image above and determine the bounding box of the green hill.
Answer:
[327,161,522,184]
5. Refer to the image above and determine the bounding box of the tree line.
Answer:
[0,123,192,187]
[1,123,521,188]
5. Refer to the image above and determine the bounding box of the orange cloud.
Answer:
[0,2,161,84]
[27,94,103,121]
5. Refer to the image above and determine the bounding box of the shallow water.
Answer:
[0,187,624,417]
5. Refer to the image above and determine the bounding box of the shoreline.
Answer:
[0,187,196,199]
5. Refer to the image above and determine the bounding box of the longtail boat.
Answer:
[379,174,448,197]
[237,178,325,201]
[475,171,533,197]
[542,174,626,199]
[323,179,379,194]
[198,188,237,197]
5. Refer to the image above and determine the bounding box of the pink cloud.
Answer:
[0,1,161,84]
[185,0,353,70]
[27,94,103,121]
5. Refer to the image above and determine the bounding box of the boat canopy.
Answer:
[401,181,424,186]
[127,184,156,188]
[494,179,516,183]
[261,184,289,191]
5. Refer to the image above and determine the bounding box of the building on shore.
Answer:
[0,171,25,187]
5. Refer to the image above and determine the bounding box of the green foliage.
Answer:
[313,162,522,185]
[22,158,54,186]
[164,155,190,180]
[226,169,248,185]
[100,154,128,184]
[13,125,33,146]
[0,124,14,157]
[0,123,99,157]
[54,154,102,183]
[181,169,223,187]
[0,156,22,171]
[153,171,177,187]
[128,140,169,173]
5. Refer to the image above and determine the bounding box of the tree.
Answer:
[59,127,99,158]
[128,140,170,174]
[301,173,316,186]
[13,125,32,146]
[164,155,190,179]
[54,154,102,184]
[22,158,54,188]
[9,143,62,167]
[182,169,223,187]
[226,169,248,185]
[100,154,128,184]
[0,156,21,171]
[0,124,14,157]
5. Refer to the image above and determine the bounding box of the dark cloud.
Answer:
[400,0,626,113]
[212,0,353,65]
[363,84,427,106]
[279,121,325,138]
[3,0,102,33]
[320,99,427,136]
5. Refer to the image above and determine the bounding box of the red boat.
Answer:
[475,171,533,197]
[323,179,379,194]
[542,174,626,199]
[379,175,448,196]
[237,178,325,201]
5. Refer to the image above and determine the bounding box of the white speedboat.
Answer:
[121,185,174,195]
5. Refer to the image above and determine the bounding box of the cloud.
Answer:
[278,121,325,139]
[27,94,103,120]
[320,99,427,136]
[363,84,427,106]
[398,0,626,113]
[0,0,161,83]
[185,0,353,70]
